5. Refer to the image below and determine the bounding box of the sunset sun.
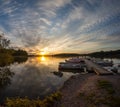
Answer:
[40,47,49,55]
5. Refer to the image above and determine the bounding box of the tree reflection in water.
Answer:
[0,56,27,89]
[0,67,14,89]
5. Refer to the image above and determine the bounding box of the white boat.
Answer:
[113,63,120,73]
[103,63,120,73]
[59,62,81,69]
[59,58,86,71]
[104,66,117,73]
[65,57,83,63]
[95,60,113,67]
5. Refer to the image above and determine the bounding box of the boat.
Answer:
[95,60,113,67]
[103,63,120,73]
[113,63,120,73]
[65,57,82,63]
[59,62,81,69]
[58,58,86,71]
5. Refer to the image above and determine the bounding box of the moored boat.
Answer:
[58,58,86,71]
[65,57,83,63]
[113,63,120,73]
[95,60,113,67]
[59,62,82,70]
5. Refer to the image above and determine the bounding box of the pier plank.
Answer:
[85,59,113,75]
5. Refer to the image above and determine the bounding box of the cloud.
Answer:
[0,0,120,53]
[38,0,71,10]
[37,0,71,18]
[0,0,22,16]
[39,18,52,26]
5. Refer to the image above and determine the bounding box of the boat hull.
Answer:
[59,63,86,71]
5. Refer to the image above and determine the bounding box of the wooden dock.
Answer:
[85,59,113,75]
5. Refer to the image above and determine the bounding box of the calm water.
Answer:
[0,56,79,103]
[0,57,120,103]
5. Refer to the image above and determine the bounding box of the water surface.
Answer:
[0,56,78,103]
[0,57,120,103]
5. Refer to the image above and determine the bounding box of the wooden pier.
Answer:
[85,59,113,75]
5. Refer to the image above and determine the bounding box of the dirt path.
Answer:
[57,73,120,107]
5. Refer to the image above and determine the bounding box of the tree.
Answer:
[0,34,10,49]
[0,34,2,49]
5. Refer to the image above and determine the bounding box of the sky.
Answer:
[0,0,120,54]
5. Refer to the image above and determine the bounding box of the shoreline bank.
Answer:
[1,73,120,107]
[57,73,120,107]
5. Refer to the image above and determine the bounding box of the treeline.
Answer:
[0,33,28,57]
[87,50,120,58]
[0,33,28,66]
[53,53,80,57]
[52,50,120,58]
[0,48,28,56]
[12,49,28,56]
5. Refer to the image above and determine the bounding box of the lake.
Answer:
[0,56,120,103]
[0,56,79,103]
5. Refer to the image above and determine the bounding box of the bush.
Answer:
[5,92,62,107]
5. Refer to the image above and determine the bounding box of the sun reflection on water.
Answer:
[36,56,64,68]
[41,56,46,61]
[37,56,49,65]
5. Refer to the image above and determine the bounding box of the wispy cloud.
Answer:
[0,0,120,54]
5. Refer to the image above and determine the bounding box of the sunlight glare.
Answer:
[41,56,46,61]
[40,51,46,55]
[40,47,49,55]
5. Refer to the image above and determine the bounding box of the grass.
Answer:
[5,91,62,107]
[78,80,120,107]
[78,92,98,106]
[97,80,115,94]
[97,80,120,107]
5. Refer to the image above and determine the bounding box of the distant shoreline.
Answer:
[28,49,120,58]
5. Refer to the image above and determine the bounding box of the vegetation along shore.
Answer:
[1,73,120,107]
[0,34,28,66]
